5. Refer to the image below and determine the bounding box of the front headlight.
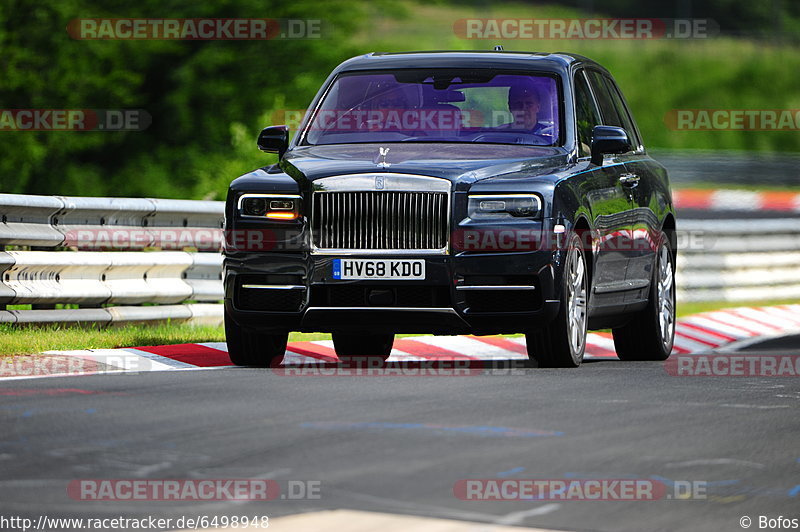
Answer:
[238,194,302,220]
[467,194,542,220]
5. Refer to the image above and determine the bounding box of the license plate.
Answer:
[332,259,425,280]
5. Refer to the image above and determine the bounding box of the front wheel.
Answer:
[225,312,288,367]
[332,333,394,362]
[526,232,588,367]
[613,234,675,361]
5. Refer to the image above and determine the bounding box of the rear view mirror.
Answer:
[590,125,631,166]
[257,125,289,157]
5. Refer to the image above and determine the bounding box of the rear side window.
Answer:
[574,71,601,158]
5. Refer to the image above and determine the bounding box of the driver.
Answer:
[501,84,547,135]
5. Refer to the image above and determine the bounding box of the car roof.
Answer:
[332,50,607,75]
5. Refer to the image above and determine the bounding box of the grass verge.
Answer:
[0,323,227,357]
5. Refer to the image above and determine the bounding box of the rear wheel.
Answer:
[526,232,588,368]
[225,312,288,367]
[332,333,394,362]
[613,235,675,361]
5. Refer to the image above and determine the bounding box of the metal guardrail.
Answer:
[0,193,224,249]
[676,219,800,302]
[0,193,224,327]
[0,251,222,305]
[1,193,798,326]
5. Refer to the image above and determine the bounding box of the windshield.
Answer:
[301,69,561,147]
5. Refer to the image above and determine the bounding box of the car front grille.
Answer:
[312,191,448,251]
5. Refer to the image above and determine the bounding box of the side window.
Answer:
[574,71,601,158]
[587,70,636,151]
[587,70,621,127]
[605,79,642,148]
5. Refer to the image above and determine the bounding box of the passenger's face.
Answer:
[509,95,540,128]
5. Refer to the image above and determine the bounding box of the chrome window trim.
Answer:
[456,285,537,291]
[312,248,447,256]
[240,285,306,290]
[305,307,458,314]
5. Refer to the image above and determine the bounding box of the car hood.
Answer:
[281,143,571,190]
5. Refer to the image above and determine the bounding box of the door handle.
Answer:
[619,173,640,188]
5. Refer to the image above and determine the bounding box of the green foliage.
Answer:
[0,0,366,198]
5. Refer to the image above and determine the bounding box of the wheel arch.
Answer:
[661,212,677,260]
[572,215,594,289]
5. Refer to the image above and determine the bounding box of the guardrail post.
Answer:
[29,245,57,310]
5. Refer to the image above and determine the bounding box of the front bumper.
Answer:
[224,250,560,335]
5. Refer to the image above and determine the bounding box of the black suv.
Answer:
[223,51,677,367]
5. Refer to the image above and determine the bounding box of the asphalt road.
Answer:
[1,351,798,532]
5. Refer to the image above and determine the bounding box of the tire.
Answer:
[613,234,676,361]
[526,232,588,368]
[332,333,394,361]
[225,312,288,367]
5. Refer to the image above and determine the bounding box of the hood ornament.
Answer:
[376,147,391,169]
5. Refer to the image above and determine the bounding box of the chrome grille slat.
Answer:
[312,190,448,252]
[349,193,355,249]
[405,193,412,248]
[425,194,431,249]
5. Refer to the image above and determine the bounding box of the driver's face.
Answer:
[509,95,540,128]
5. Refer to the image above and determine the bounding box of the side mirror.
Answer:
[257,125,289,157]
[590,125,631,166]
